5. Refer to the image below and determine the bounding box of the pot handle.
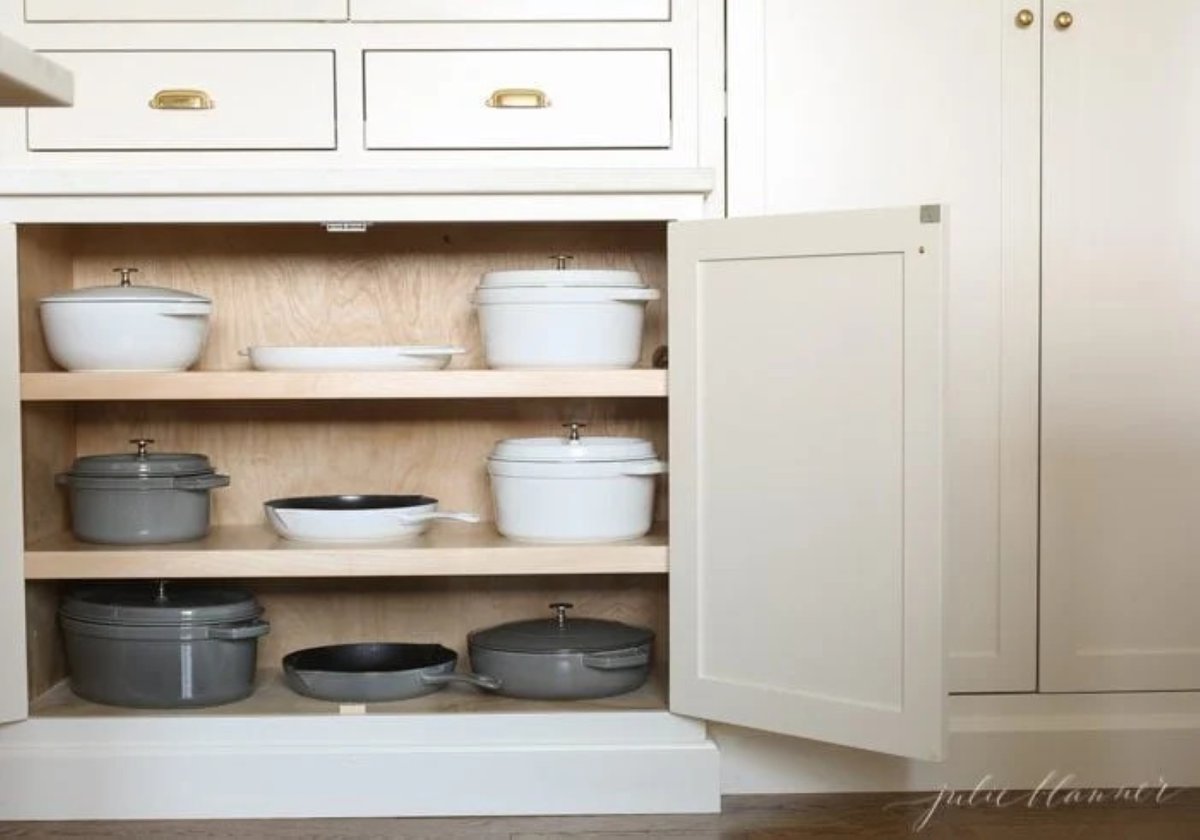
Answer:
[396,510,482,525]
[607,288,662,303]
[158,306,211,317]
[582,647,651,671]
[621,460,668,477]
[420,671,502,691]
[209,619,271,641]
[173,473,232,491]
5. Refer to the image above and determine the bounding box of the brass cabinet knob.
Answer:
[1054,10,1074,29]
[1015,8,1035,28]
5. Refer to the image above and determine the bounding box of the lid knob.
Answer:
[550,602,574,628]
[562,422,587,442]
[112,267,140,287]
[549,254,575,271]
[129,438,155,458]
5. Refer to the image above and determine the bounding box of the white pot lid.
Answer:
[480,269,645,289]
[41,284,212,305]
[491,434,657,464]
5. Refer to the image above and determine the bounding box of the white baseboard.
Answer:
[0,711,720,820]
[718,691,1200,794]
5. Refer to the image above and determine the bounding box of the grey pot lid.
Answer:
[66,439,215,478]
[469,603,655,654]
[60,583,260,627]
[40,284,212,306]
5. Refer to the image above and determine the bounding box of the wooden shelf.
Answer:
[24,525,670,580]
[20,370,668,402]
[31,671,668,719]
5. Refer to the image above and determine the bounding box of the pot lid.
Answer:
[60,582,260,626]
[66,439,215,478]
[480,256,644,289]
[40,268,211,305]
[490,423,657,463]
[469,603,654,654]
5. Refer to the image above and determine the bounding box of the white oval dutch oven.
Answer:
[40,268,212,372]
[487,423,667,543]
[473,257,660,370]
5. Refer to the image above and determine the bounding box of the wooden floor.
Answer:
[2,792,1199,839]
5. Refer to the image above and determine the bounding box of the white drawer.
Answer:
[25,1,347,22]
[364,50,671,151]
[27,52,336,151]
[351,0,668,21]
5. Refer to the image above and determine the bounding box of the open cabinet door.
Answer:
[0,224,29,723]
[668,207,945,760]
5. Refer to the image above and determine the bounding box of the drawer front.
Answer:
[351,0,668,22]
[27,52,336,151]
[25,1,347,22]
[364,50,671,151]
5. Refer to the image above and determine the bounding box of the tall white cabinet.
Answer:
[727,0,1041,693]
[729,0,1200,698]
[1039,0,1200,691]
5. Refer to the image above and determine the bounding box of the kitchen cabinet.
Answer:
[1039,0,1200,691]
[0,204,946,819]
[726,0,1040,693]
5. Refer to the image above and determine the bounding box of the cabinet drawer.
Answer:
[27,52,336,151]
[25,1,347,22]
[364,50,671,151]
[351,0,668,22]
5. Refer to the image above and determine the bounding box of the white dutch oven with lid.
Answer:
[40,267,212,372]
[473,255,660,369]
[487,422,667,543]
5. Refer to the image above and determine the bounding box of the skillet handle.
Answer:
[420,671,501,691]
[583,648,651,671]
[397,511,482,525]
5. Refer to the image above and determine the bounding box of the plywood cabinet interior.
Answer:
[9,221,672,721]
[727,0,1040,693]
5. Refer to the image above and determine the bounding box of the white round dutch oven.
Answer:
[473,257,660,369]
[487,423,667,543]
[40,268,212,372]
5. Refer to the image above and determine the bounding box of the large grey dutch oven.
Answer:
[60,583,269,709]
[56,438,230,544]
[468,602,654,700]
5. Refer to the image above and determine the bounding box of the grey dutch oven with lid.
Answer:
[56,438,230,544]
[60,582,270,709]
[468,602,654,700]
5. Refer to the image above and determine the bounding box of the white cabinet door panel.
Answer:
[727,0,1040,693]
[1040,0,1200,691]
[25,1,347,21]
[0,225,27,724]
[669,207,945,761]
[351,0,668,21]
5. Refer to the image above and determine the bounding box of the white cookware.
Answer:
[40,268,211,372]
[473,257,660,369]
[487,423,667,543]
[264,495,480,543]
[244,345,465,372]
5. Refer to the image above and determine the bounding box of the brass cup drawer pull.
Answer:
[148,88,215,110]
[486,88,550,109]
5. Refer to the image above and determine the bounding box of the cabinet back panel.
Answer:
[250,575,667,675]
[16,227,73,374]
[17,222,667,373]
[70,400,668,525]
